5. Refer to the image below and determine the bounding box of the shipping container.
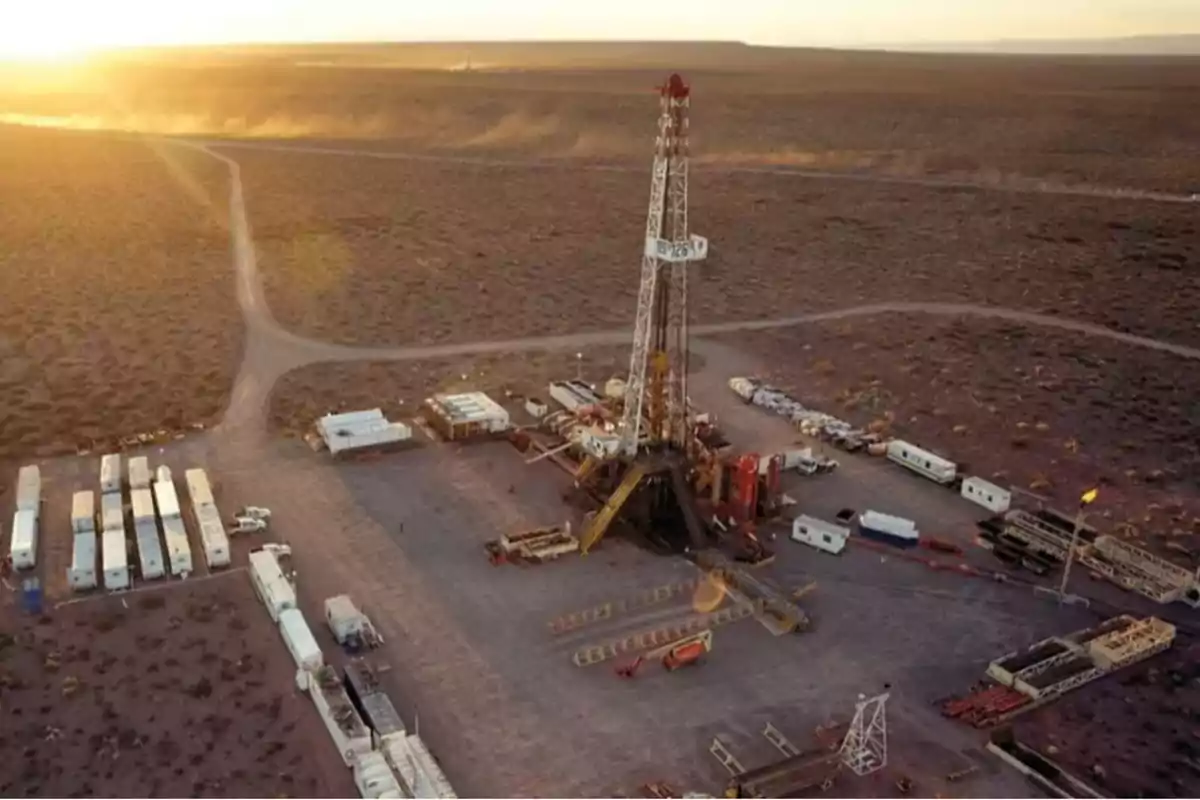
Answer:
[69,530,97,590]
[308,665,372,766]
[100,491,124,533]
[885,440,957,485]
[195,503,230,569]
[153,479,181,520]
[134,517,165,580]
[130,487,156,522]
[961,476,1012,514]
[71,490,95,534]
[184,467,215,509]
[343,661,406,740]
[791,515,849,555]
[161,515,193,576]
[102,528,130,590]
[352,751,404,799]
[127,456,152,490]
[10,509,38,569]
[858,510,920,548]
[99,453,122,494]
[278,608,324,672]
[155,465,172,484]
[15,464,41,515]
[248,549,297,621]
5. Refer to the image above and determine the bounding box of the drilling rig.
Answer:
[574,73,720,558]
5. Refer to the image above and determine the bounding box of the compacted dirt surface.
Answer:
[724,315,1200,559]
[0,125,242,464]
[0,579,349,798]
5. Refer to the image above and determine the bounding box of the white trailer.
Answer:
[161,515,193,576]
[791,515,850,555]
[385,735,458,799]
[278,607,324,673]
[184,467,216,508]
[100,491,124,533]
[309,666,373,767]
[130,487,155,522]
[248,549,297,621]
[127,456,152,490]
[155,465,172,484]
[153,479,181,520]
[886,440,957,485]
[961,476,1012,514]
[69,530,97,590]
[195,503,230,569]
[99,453,122,494]
[71,490,95,534]
[102,528,130,590]
[9,509,38,569]
[15,465,40,515]
[134,516,165,580]
[353,750,404,799]
[325,595,381,650]
[858,510,920,548]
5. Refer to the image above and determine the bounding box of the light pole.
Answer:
[1058,487,1098,604]
[575,352,583,382]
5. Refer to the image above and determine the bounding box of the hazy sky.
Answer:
[3,0,1197,56]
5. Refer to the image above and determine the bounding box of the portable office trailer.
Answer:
[15,465,40,515]
[184,467,215,509]
[161,515,193,576]
[352,751,404,799]
[134,516,165,580]
[99,453,122,494]
[69,530,97,590]
[127,456,152,490]
[101,528,130,590]
[100,492,124,533]
[278,608,323,672]
[71,490,95,534]
[153,479,181,520]
[961,476,1012,514]
[10,509,38,569]
[791,515,850,555]
[309,667,373,766]
[195,504,230,569]
[248,550,297,621]
[886,440,957,485]
[858,510,920,548]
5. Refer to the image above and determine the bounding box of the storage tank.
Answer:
[100,492,124,533]
[71,490,96,534]
[127,456,152,490]
[101,528,130,590]
[15,465,41,515]
[9,509,38,570]
[69,530,97,590]
[99,453,122,494]
[162,515,193,576]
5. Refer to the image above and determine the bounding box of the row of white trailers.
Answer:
[67,458,230,591]
[248,549,456,799]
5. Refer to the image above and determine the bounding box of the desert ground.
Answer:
[0,125,241,465]
[0,578,347,798]
[722,315,1200,558]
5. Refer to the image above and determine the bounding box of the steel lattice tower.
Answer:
[619,73,708,457]
[839,692,890,776]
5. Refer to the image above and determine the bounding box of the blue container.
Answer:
[859,525,919,549]
[21,577,43,615]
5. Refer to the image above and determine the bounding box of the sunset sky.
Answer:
[2,0,1196,58]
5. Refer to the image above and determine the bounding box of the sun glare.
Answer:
[0,37,94,64]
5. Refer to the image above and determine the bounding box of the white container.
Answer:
[353,751,404,799]
[162,515,193,576]
[71,490,96,534]
[69,530,97,590]
[886,440,957,485]
[130,487,156,523]
[127,456,152,490]
[325,595,367,645]
[10,509,38,569]
[547,380,601,411]
[791,515,849,555]
[15,465,41,515]
[155,465,173,484]
[248,549,297,621]
[309,669,373,766]
[278,608,324,672]
[523,397,549,419]
[185,467,215,509]
[99,453,122,494]
[134,517,165,580]
[858,510,920,548]
[100,492,124,533]
[102,528,130,590]
[153,479,181,520]
[961,476,1012,514]
[400,735,458,799]
[195,503,230,569]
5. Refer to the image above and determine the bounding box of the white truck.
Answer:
[325,595,383,652]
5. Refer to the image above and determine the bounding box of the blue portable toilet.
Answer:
[21,577,43,616]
